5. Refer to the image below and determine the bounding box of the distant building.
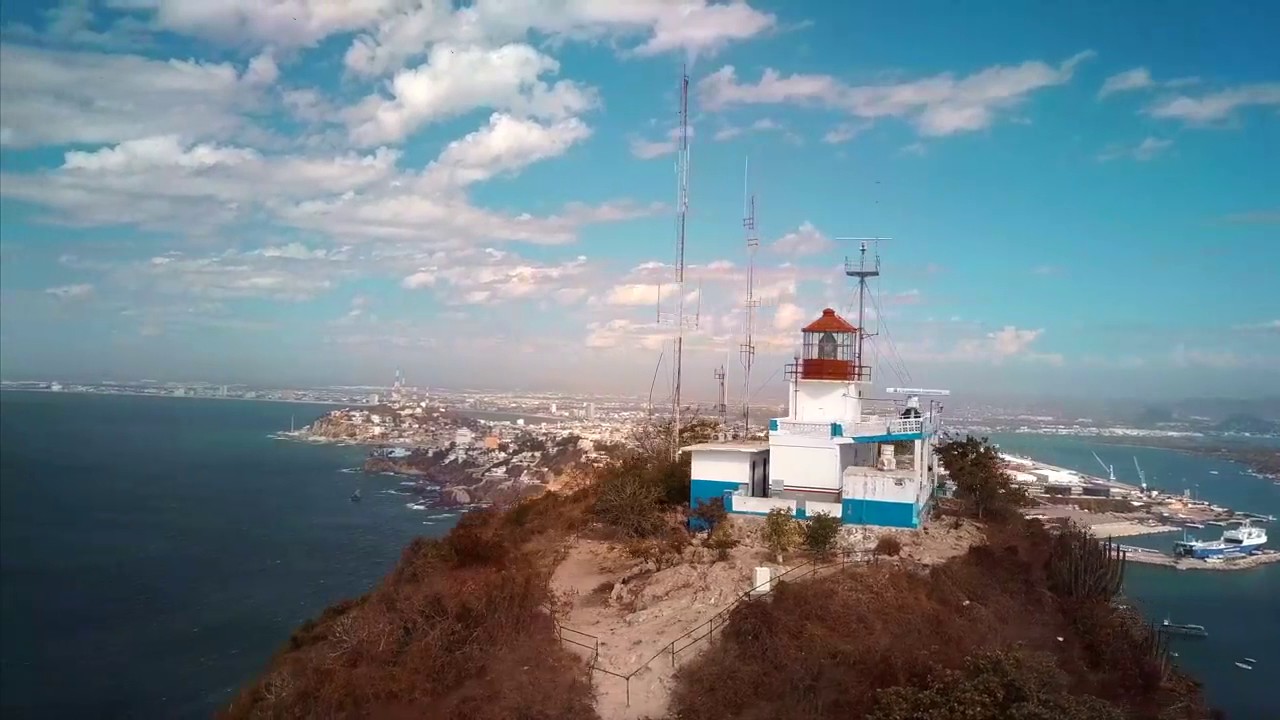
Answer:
[683,308,942,530]
[549,402,557,414]
[586,402,596,420]
[368,393,379,404]
[483,435,500,450]
[516,418,525,426]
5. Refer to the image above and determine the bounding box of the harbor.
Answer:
[1003,452,1274,570]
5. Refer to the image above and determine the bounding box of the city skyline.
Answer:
[1,1,1277,399]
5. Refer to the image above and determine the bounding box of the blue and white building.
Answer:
[684,308,942,530]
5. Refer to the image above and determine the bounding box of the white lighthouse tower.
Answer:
[683,245,943,529]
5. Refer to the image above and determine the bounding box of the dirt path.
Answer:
[550,534,784,720]
[549,516,983,719]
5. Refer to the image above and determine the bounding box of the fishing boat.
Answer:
[1158,618,1208,637]
[1234,662,1253,670]
[350,489,362,502]
[1172,520,1267,559]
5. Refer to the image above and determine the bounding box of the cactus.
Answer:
[1047,524,1127,602]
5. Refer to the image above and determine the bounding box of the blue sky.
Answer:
[0,0,1277,400]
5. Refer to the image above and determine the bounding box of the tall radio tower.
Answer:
[739,159,760,430]
[657,67,695,457]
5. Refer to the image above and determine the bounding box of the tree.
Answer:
[804,511,841,557]
[936,436,1026,520]
[763,508,802,561]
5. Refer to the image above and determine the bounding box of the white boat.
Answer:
[1235,662,1253,670]
[1173,520,1268,559]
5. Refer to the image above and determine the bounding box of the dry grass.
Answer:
[667,517,1209,720]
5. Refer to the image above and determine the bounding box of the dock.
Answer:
[1122,550,1280,571]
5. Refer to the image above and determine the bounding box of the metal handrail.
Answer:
[554,549,871,706]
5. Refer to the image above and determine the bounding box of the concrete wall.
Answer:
[731,496,796,516]
[690,450,760,485]
[808,500,844,519]
[770,442,839,493]
[841,498,918,528]
[792,380,857,423]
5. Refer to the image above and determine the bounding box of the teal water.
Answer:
[990,433,1280,719]
[0,391,458,718]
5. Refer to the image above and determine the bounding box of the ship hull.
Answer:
[1172,539,1266,559]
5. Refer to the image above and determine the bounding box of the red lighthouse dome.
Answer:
[798,308,868,381]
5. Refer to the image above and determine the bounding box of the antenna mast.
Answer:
[839,238,890,374]
[657,67,694,457]
[740,158,759,430]
[714,364,727,426]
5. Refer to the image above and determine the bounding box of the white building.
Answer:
[684,308,942,530]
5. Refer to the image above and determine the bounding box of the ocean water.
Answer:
[2,394,1273,718]
[990,433,1280,719]
[0,391,457,718]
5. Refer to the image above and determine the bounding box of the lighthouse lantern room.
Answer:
[683,306,943,530]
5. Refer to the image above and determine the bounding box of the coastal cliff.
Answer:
[226,436,1214,720]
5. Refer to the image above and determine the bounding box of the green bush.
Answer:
[763,508,801,560]
[804,511,841,557]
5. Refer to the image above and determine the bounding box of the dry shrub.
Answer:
[624,525,691,570]
[223,500,597,720]
[873,534,903,557]
[706,519,739,561]
[669,517,1209,720]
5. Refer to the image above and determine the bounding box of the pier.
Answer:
[1121,550,1280,571]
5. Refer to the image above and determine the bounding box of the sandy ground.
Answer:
[550,515,984,720]
[1030,506,1178,537]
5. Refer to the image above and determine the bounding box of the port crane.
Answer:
[1091,451,1116,481]
[1133,456,1148,493]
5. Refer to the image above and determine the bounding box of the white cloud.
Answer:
[1098,67,1153,98]
[343,0,776,77]
[1097,136,1172,162]
[988,326,1043,356]
[1,135,400,230]
[1232,319,1280,334]
[605,283,678,306]
[629,124,693,159]
[822,122,868,144]
[424,113,592,187]
[772,302,806,330]
[712,117,786,142]
[0,44,275,149]
[66,245,349,302]
[115,0,402,49]
[698,51,1094,137]
[1147,83,1280,125]
[771,222,831,256]
[1098,67,1201,99]
[343,43,598,147]
[399,249,590,306]
[45,283,94,299]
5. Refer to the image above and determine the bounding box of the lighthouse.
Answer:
[684,306,942,529]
